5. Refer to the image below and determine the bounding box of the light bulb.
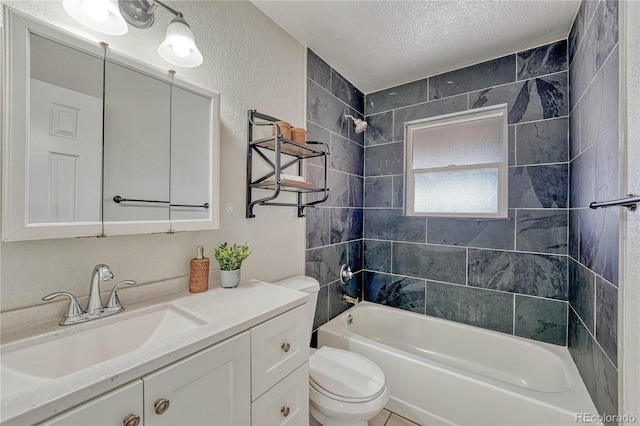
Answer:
[172,41,191,58]
[82,0,110,22]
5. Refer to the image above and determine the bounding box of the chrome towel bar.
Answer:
[113,195,209,209]
[589,194,639,211]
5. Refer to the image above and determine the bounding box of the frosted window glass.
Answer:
[412,115,503,169]
[414,169,499,214]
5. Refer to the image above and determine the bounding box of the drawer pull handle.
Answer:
[123,414,141,426]
[281,342,291,352]
[281,406,290,417]
[154,398,170,415]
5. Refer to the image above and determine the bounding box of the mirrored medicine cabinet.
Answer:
[2,7,220,242]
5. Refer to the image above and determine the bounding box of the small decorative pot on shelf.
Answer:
[214,242,250,289]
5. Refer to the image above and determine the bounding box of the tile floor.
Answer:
[369,409,419,426]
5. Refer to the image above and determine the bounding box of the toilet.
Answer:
[273,276,389,426]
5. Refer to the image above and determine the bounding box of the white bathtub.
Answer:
[318,302,601,426]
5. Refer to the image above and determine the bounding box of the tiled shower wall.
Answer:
[305,50,365,343]
[363,40,571,345]
[568,0,619,418]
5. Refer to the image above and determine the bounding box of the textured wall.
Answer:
[567,0,619,419]
[0,1,306,311]
[363,40,571,345]
[304,50,364,343]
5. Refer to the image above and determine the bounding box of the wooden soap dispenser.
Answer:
[189,246,209,293]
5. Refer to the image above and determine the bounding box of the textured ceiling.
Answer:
[252,0,580,93]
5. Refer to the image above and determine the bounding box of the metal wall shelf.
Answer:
[246,110,330,218]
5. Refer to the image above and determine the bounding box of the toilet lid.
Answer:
[309,347,385,400]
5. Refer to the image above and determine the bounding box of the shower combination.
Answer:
[345,114,368,133]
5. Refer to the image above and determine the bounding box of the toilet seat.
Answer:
[309,347,386,402]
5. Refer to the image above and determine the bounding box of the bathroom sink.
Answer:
[1,306,205,397]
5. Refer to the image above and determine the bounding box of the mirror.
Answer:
[2,8,220,241]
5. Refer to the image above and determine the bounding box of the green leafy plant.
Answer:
[214,242,250,271]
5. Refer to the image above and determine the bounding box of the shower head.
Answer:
[345,114,368,134]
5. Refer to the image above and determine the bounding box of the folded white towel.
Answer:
[280,174,306,183]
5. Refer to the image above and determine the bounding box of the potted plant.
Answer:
[214,242,250,288]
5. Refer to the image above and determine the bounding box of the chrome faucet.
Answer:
[342,294,360,306]
[42,264,137,326]
[86,264,114,315]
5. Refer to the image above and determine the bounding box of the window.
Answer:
[404,104,508,218]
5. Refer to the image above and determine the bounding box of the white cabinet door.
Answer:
[143,332,251,426]
[251,305,309,400]
[39,380,143,426]
[252,362,309,426]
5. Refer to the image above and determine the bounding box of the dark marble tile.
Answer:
[429,55,515,100]
[580,207,619,286]
[306,121,331,166]
[306,243,347,286]
[307,79,350,140]
[306,207,330,249]
[330,208,363,244]
[515,295,567,345]
[569,104,581,161]
[328,273,360,320]
[517,40,568,80]
[364,177,392,207]
[594,0,619,72]
[470,72,568,124]
[305,164,326,204]
[330,133,364,176]
[311,330,318,348]
[516,118,568,165]
[509,164,568,208]
[393,94,468,141]
[592,339,619,420]
[580,46,619,152]
[326,169,349,207]
[393,243,466,284]
[508,125,516,166]
[365,111,394,146]
[307,49,331,90]
[363,209,425,242]
[366,79,428,115]
[568,308,596,396]
[348,239,363,273]
[363,240,392,273]
[570,18,597,111]
[569,0,599,65]
[569,258,596,333]
[348,174,363,208]
[313,283,329,330]
[468,249,568,300]
[596,277,618,367]
[569,208,580,260]
[331,69,364,114]
[427,210,515,250]
[364,271,426,314]
[364,142,404,177]
[568,6,581,65]
[392,175,404,208]
[426,281,514,334]
[516,210,568,254]
[595,126,620,203]
[570,145,596,209]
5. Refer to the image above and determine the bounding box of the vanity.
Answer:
[0,278,310,425]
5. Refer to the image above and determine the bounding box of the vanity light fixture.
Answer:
[63,0,204,68]
[63,0,128,35]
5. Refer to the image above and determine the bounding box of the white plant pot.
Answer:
[220,269,241,288]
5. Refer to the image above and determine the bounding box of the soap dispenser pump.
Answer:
[189,246,209,293]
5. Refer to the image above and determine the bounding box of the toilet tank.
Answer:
[272,276,319,344]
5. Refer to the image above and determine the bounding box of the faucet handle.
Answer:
[105,280,137,311]
[42,292,84,324]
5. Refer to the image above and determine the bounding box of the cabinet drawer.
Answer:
[252,362,309,426]
[251,305,309,399]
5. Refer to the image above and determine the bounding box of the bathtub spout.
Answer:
[342,294,359,305]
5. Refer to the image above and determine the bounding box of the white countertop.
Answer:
[0,277,308,425]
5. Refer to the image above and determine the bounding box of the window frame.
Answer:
[403,104,509,219]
